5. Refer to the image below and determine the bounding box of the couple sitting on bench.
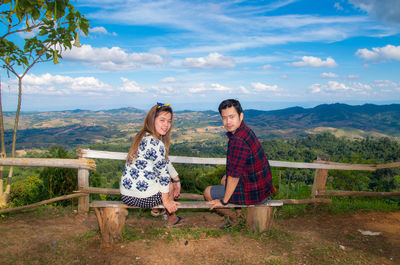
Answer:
[119,99,275,227]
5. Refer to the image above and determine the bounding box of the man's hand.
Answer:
[206,199,223,210]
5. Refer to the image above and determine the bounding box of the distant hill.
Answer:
[243,103,400,138]
[4,103,400,150]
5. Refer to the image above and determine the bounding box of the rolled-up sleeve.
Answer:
[226,138,250,179]
[167,160,178,179]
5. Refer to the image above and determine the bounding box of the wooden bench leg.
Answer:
[94,207,128,247]
[246,206,276,232]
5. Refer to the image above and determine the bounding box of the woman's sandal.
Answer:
[150,208,166,217]
[166,216,185,227]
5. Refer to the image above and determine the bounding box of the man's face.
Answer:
[221,106,243,134]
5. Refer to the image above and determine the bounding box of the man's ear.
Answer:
[239,112,244,122]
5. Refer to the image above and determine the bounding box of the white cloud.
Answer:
[290,56,338,67]
[251,82,281,92]
[310,83,322,93]
[334,2,344,11]
[320,72,339,78]
[310,80,373,93]
[90,26,108,34]
[349,0,400,25]
[9,73,112,95]
[345,74,360,80]
[90,26,117,36]
[161,77,176,83]
[240,86,251,94]
[372,80,398,88]
[151,85,178,95]
[189,83,232,93]
[119,77,143,92]
[356,44,400,61]
[63,44,164,71]
[183,53,235,69]
[351,82,372,91]
[261,64,272,69]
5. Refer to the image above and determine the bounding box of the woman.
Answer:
[120,103,183,226]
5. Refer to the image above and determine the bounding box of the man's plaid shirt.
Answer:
[226,121,275,205]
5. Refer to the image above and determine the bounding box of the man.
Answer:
[204,99,275,226]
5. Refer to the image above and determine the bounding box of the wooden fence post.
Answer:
[311,156,329,198]
[78,168,89,213]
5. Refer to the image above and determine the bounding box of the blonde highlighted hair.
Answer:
[126,104,173,163]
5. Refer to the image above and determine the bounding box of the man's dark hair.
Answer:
[218,99,243,115]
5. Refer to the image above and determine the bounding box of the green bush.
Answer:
[9,175,43,207]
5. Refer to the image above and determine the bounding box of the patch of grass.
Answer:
[123,224,228,243]
[267,227,295,242]
[76,229,99,244]
[275,196,399,219]
[122,227,143,241]
[0,204,75,221]
[276,204,310,219]
[262,258,286,265]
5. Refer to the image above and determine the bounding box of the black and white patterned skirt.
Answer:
[121,192,162,208]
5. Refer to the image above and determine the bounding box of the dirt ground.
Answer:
[0,208,399,265]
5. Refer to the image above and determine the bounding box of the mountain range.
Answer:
[4,103,400,150]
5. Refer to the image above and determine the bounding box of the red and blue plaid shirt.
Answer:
[226,121,275,205]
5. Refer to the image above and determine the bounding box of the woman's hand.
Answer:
[172,181,181,198]
[163,199,181,214]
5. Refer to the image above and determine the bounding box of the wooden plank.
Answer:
[89,200,283,209]
[317,190,400,197]
[78,149,127,160]
[0,158,95,170]
[77,148,378,171]
[0,193,87,214]
[280,198,332,204]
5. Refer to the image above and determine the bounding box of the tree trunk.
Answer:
[3,77,22,204]
[0,76,7,207]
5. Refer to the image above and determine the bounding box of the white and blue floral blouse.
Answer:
[120,133,178,198]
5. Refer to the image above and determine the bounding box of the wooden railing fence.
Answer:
[0,148,399,214]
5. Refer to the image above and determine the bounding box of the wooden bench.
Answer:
[90,200,283,246]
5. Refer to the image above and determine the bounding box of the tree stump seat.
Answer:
[90,200,283,246]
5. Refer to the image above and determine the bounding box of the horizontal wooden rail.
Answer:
[0,193,87,214]
[0,158,96,170]
[317,190,400,197]
[78,149,385,171]
[280,198,332,204]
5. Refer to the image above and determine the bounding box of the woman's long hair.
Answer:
[126,104,173,163]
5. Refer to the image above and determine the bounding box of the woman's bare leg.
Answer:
[166,183,179,225]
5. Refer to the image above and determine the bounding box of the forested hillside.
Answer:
[7,133,400,207]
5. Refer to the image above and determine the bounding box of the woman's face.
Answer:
[154,111,172,136]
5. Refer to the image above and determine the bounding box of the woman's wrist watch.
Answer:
[171,178,180,183]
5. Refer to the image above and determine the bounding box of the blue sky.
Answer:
[2,0,400,111]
